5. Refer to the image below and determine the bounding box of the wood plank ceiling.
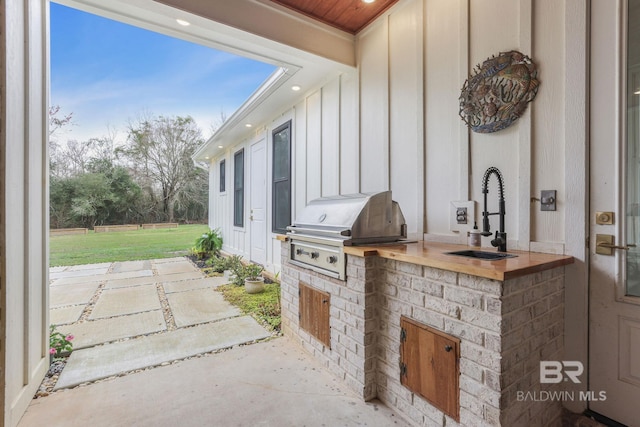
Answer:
[269,0,400,34]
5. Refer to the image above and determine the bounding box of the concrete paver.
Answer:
[104,275,160,289]
[50,282,100,308]
[64,311,166,350]
[111,260,152,273]
[159,271,204,282]
[49,267,110,280]
[152,257,186,264]
[22,338,410,427]
[154,261,197,275]
[67,262,112,271]
[50,305,86,325]
[166,288,240,327]
[50,269,153,286]
[163,276,227,293]
[90,284,160,319]
[55,315,271,389]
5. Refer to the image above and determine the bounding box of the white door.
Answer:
[589,1,640,425]
[249,137,267,265]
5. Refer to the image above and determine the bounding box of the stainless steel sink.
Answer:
[446,250,517,260]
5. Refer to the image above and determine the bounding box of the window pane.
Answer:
[272,122,291,234]
[627,1,640,296]
[234,150,244,227]
[274,180,291,232]
[219,159,226,193]
[273,126,290,180]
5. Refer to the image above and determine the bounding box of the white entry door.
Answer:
[589,1,640,425]
[249,137,267,265]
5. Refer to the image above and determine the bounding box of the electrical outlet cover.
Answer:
[450,201,476,232]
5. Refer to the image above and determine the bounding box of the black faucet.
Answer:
[481,167,507,252]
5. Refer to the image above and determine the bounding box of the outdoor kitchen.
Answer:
[280,191,574,426]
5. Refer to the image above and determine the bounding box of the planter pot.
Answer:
[245,277,265,294]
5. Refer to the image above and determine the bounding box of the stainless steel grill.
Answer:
[286,191,407,280]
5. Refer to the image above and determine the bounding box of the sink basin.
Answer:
[446,250,517,260]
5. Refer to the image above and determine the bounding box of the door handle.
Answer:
[250,215,254,221]
[597,242,636,250]
[595,234,636,255]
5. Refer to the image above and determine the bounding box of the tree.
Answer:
[121,115,207,222]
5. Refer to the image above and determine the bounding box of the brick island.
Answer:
[280,240,574,427]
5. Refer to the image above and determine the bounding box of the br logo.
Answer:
[540,361,584,384]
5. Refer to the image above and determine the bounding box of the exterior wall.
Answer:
[208,73,359,274]
[281,242,566,426]
[1,0,50,425]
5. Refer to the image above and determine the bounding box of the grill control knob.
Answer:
[327,256,338,264]
[296,248,303,255]
[310,252,320,259]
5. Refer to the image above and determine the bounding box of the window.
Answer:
[219,159,226,193]
[233,149,244,227]
[272,121,291,234]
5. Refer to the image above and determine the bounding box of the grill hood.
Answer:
[287,191,407,245]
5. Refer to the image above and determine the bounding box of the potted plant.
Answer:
[243,263,265,294]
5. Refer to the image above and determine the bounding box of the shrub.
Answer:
[194,228,223,258]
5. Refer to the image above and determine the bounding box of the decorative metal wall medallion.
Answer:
[459,50,539,133]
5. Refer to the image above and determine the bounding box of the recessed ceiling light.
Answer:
[245,123,253,128]
[176,19,190,26]
[363,0,376,3]
[291,85,301,91]
[218,145,224,149]
[205,156,210,159]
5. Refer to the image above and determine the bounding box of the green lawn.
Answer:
[50,224,209,266]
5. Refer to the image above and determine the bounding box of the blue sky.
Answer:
[50,3,277,144]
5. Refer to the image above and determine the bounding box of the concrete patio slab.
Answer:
[163,277,227,293]
[104,275,160,289]
[50,269,154,286]
[153,257,187,264]
[159,271,204,282]
[111,260,152,273]
[64,311,166,350]
[166,288,240,327]
[154,261,196,275]
[22,338,409,427]
[49,267,110,281]
[50,282,100,308]
[89,284,160,319]
[67,262,112,271]
[50,305,85,325]
[54,315,271,390]
[49,266,69,273]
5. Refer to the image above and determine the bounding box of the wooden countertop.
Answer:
[343,241,574,281]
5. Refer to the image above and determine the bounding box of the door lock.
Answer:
[596,211,615,225]
[595,234,636,255]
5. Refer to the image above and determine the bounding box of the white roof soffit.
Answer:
[56,0,355,68]
[192,66,295,161]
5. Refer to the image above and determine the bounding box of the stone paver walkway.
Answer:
[49,257,271,389]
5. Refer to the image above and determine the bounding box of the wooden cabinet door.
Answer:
[400,316,460,421]
[299,282,331,347]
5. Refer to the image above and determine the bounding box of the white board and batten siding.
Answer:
[208,73,361,274]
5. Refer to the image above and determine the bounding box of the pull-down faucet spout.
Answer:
[481,167,507,252]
